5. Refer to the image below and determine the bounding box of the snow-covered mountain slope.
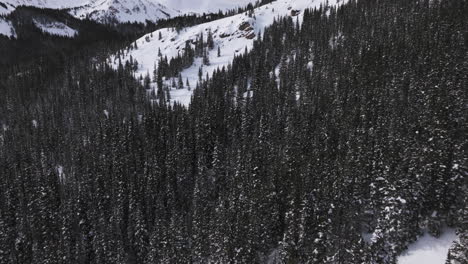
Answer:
[0,0,178,23]
[69,0,179,24]
[397,229,457,264]
[112,0,347,105]
[0,12,79,38]
[0,17,15,37]
[0,0,88,15]
[0,2,15,15]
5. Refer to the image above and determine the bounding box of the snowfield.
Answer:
[113,0,347,105]
[0,17,15,38]
[397,229,457,264]
[33,19,77,37]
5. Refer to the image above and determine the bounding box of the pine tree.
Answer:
[176,73,183,89]
[203,48,210,66]
[144,71,152,90]
[198,66,203,81]
[207,29,214,50]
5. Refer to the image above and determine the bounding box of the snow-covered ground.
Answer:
[0,17,15,38]
[0,1,15,15]
[114,0,347,105]
[397,228,457,264]
[33,19,77,37]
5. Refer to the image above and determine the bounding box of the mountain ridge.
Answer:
[0,0,178,23]
[69,0,179,24]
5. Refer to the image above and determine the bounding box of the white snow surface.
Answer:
[33,19,77,37]
[0,1,15,15]
[70,0,179,23]
[397,228,457,264]
[0,17,15,37]
[113,0,347,105]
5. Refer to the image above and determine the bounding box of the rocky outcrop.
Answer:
[239,21,251,31]
[220,33,231,38]
[245,32,256,39]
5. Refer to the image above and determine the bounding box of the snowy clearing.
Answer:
[33,19,77,38]
[397,228,457,264]
[0,18,15,38]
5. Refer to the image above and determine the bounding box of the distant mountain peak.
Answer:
[70,0,180,23]
[0,0,180,23]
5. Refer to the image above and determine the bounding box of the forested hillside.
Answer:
[0,0,466,263]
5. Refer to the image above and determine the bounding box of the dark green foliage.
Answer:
[0,0,466,263]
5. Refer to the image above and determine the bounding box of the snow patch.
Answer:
[0,17,16,38]
[397,228,457,264]
[362,232,373,244]
[33,19,77,38]
[57,165,65,182]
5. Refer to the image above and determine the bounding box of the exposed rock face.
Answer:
[245,32,256,39]
[237,20,256,40]
[291,9,300,16]
[239,21,251,31]
[220,33,231,38]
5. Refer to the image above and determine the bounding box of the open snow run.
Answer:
[397,228,458,264]
[0,17,15,38]
[113,0,347,105]
[33,19,77,37]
